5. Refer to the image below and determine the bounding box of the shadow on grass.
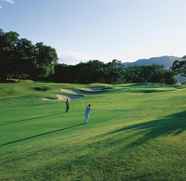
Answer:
[105,111,186,146]
[129,89,175,93]
[33,86,50,92]
[0,123,83,148]
[0,112,63,126]
[0,79,18,83]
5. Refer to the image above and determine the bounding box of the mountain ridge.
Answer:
[123,56,180,69]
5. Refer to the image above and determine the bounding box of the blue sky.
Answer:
[1,0,186,64]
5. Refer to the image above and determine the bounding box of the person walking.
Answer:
[84,104,92,124]
[65,98,70,113]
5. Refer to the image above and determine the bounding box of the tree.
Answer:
[123,65,175,84]
[172,56,186,76]
[52,60,124,83]
[104,60,124,83]
[14,38,35,78]
[0,28,58,80]
[34,42,58,79]
[0,30,20,80]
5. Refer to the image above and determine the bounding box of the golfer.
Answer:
[84,104,92,124]
[65,98,70,112]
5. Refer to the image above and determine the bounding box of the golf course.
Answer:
[0,80,186,181]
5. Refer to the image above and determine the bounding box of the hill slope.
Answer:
[124,56,179,69]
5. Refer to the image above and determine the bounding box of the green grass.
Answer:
[0,81,186,181]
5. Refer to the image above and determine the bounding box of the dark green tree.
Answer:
[0,30,20,80]
[172,56,186,76]
[104,60,124,83]
[34,42,58,79]
[0,28,58,81]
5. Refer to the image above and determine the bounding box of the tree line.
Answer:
[52,60,124,83]
[52,61,175,84]
[1,28,186,84]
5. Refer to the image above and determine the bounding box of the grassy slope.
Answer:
[0,81,186,181]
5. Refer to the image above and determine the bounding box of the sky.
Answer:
[1,0,186,64]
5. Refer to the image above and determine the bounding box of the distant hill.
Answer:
[123,56,179,69]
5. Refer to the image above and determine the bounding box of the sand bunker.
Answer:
[61,88,79,95]
[77,87,109,94]
[42,97,58,101]
[42,95,68,102]
[42,93,83,102]
[43,87,109,102]
[56,94,68,101]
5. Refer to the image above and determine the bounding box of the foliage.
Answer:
[52,60,124,83]
[172,56,186,76]
[123,65,175,84]
[52,63,175,84]
[0,28,58,81]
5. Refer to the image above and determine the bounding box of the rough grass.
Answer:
[0,81,186,181]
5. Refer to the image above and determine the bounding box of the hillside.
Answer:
[124,56,179,69]
[0,81,186,180]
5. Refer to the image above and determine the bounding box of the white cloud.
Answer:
[0,0,15,9]
[1,0,15,4]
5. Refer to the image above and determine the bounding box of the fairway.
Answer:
[0,81,186,181]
